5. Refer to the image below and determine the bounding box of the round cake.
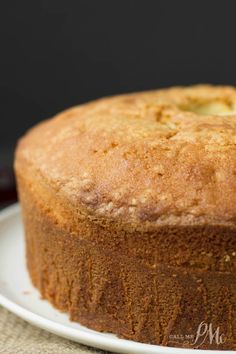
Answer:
[15,85,236,350]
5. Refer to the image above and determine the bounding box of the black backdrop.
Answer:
[1,0,236,151]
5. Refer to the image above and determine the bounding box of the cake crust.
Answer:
[15,85,236,349]
[15,85,236,229]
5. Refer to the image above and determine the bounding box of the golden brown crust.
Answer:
[15,85,236,229]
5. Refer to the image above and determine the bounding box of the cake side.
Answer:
[16,170,236,350]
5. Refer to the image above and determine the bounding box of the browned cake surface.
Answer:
[15,85,236,349]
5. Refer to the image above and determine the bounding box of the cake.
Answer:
[14,85,236,350]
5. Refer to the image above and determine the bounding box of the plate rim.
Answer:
[0,203,232,354]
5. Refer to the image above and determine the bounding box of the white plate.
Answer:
[0,204,232,354]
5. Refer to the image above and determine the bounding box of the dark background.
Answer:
[1,0,236,203]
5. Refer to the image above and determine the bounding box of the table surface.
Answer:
[0,305,111,354]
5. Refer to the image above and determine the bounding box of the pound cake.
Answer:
[15,85,236,349]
